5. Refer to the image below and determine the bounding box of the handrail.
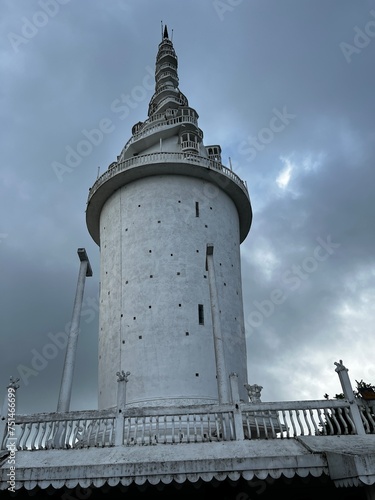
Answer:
[157,49,177,60]
[156,62,177,76]
[150,84,179,104]
[1,399,373,451]
[121,114,200,153]
[241,399,357,439]
[149,95,188,114]
[87,152,249,204]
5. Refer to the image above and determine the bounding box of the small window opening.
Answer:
[198,304,204,325]
[195,202,199,217]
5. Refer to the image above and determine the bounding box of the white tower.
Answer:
[86,26,252,410]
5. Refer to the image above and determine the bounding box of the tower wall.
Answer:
[98,174,248,409]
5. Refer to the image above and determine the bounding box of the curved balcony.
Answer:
[148,95,189,117]
[149,84,179,107]
[181,140,200,152]
[157,49,177,64]
[86,152,252,245]
[157,71,179,86]
[156,62,178,76]
[120,114,201,158]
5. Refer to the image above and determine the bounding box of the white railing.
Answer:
[150,84,178,103]
[359,400,375,433]
[87,152,249,204]
[157,71,178,83]
[241,400,357,439]
[121,405,235,446]
[2,398,373,451]
[149,95,188,114]
[156,62,177,76]
[157,49,176,60]
[1,409,116,450]
[121,114,200,153]
[180,140,199,152]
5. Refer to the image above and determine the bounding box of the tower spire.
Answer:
[163,24,169,39]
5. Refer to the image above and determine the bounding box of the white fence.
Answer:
[1,399,373,451]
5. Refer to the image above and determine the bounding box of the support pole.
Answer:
[206,244,230,404]
[230,373,244,441]
[115,371,130,446]
[334,360,366,436]
[57,248,92,413]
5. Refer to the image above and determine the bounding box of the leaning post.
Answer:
[57,248,92,413]
[334,360,366,436]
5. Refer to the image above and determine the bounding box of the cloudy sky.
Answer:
[1,0,374,414]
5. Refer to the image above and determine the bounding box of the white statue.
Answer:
[244,383,263,403]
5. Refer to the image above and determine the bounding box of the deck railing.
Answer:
[121,405,235,446]
[241,399,358,439]
[87,152,249,205]
[0,409,116,451]
[120,113,200,153]
[1,398,373,451]
[359,400,375,433]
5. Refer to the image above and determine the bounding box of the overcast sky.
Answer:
[1,0,374,414]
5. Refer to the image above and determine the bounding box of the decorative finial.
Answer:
[244,383,263,403]
[116,370,131,382]
[163,24,169,39]
[7,377,20,391]
[334,360,347,373]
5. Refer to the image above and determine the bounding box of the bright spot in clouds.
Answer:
[276,156,294,189]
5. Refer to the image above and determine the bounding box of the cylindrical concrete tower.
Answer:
[86,26,252,410]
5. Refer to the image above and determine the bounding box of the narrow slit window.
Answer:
[198,304,204,325]
[195,201,199,217]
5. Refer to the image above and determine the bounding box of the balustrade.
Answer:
[2,398,373,451]
[88,152,248,205]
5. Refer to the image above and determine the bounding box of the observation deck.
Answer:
[86,152,252,246]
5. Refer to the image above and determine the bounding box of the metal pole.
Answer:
[206,244,230,404]
[57,248,92,413]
